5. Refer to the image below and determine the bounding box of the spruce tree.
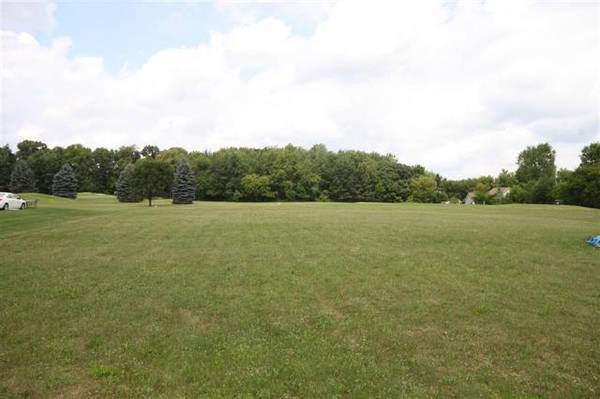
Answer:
[172,159,195,204]
[52,163,78,198]
[9,160,36,193]
[116,164,141,202]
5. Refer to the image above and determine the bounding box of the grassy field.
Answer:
[1,194,599,398]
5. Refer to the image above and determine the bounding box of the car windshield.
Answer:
[0,193,7,198]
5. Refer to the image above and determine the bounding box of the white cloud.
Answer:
[1,0,599,178]
[215,0,333,29]
[0,1,56,33]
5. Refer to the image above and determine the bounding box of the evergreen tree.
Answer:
[52,163,78,198]
[9,160,36,193]
[115,164,141,202]
[172,159,195,204]
[0,145,16,191]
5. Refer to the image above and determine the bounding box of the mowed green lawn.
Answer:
[1,194,599,398]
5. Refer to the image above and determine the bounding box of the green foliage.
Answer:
[191,145,419,203]
[141,145,160,159]
[240,174,274,201]
[115,145,141,168]
[172,159,196,204]
[443,176,494,201]
[9,160,36,193]
[16,140,48,160]
[92,147,117,193]
[115,164,141,203]
[531,176,556,204]
[3,139,599,208]
[63,144,96,192]
[52,164,78,199]
[473,182,490,204]
[0,144,16,191]
[563,164,600,208]
[508,183,533,203]
[516,142,556,183]
[157,147,188,169]
[580,142,600,166]
[495,169,517,187]
[28,147,65,194]
[557,144,600,208]
[551,168,572,201]
[409,174,438,203]
[132,158,173,206]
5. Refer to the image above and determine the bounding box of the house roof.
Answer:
[487,187,511,196]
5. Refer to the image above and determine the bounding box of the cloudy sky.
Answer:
[1,0,598,178]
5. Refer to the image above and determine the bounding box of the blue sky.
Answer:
[48,2,231,72]
[1,1,598,178]
[37,1,327,73]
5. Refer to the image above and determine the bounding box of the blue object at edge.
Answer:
[586,235,600,247]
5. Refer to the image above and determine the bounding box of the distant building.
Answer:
[487,187,511,198]
[464,192,476,205]
[464,187,511,204]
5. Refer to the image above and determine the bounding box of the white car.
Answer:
[0,192,27,210]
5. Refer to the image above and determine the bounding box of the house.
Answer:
[463,187,511,204]
[464,192,476,205]
[487,187,511,198]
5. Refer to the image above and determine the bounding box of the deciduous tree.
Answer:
[516,143,556,183]
[132,159,172,206]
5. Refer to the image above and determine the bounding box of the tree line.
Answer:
[0,140,598,208]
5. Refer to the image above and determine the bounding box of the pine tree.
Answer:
[172,159,195,204]
[116,164,141,202]
[52,163,78,199]
[9,160,36,193]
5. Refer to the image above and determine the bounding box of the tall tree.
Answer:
[16,140,47,160]
[115,145,141,170]
[28,147,64,194]
[9,160,36,193]
[132,159,173,206]
[410,174,438,203]
[495,169,517,187]
[172,159,196,204]
[157,147,188,169]
[515,143,556,183]
[116,164,141,202]
[52,164,78,199]
[559,143,600,208]
[0,145,16,191]
[580,142,600,166]
[64,144,95,192]
[141,145,160,159]
[92,147,117,193]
